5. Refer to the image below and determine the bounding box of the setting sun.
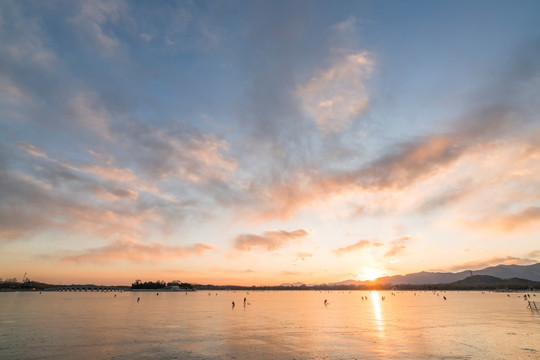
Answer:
[358,268,384,281]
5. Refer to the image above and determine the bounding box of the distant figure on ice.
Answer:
[244,297,247,307]
[232,301,235,308]
[137,297,140,302]
[324,299,328,306]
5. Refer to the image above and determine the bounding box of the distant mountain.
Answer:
[330,279,363,286]
[330,263,540,286]
[474,263,540,280]
[450,275,534,286]
[375,271,470,285]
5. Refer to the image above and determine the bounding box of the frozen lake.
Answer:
[1,290,539,359]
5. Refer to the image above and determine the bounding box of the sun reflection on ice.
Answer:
[371,290,385,335]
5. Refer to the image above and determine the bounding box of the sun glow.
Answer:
[358,267,384,281]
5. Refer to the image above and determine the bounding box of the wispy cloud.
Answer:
[19,142,48,159]
[0,76,32,117]
[417,181,474,213]
[80,163,138,183]
[68,93,113,140]
[17,141,148,197]
[139,33,152,42]
[465,207,540,233]
[1,143,166,242]
[234,229,310,251]
[297,52,373,133]
[447,256,537,272]
[92,185,139,201]
[246,104,536,221]
[60,239,214,263]
[296,252,313,261]
[384,236,412,258]
[0,3,57,69]
[120,122,237,183]
[1,120,239,240]
[71,0,127,55]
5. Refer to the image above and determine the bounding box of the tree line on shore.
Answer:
[1,275,538,291]
[131,279,194,290]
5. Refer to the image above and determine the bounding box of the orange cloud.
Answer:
[0,164,160,242]
[60,239,214,263]
[333,239,372,256]
[384,236,412,258]
[19,142,48,158]
[465,207,540,233]
[248,133,467,220]
[384,245,406,258]
[181,136,238,182]
[296,252,313,260]
[16,141,153,196]
[234,229,310,251]
[350,135,462,191]
[245,107,526,221]
[81,163,138,183]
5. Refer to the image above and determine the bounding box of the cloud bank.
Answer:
[61,239,214,263]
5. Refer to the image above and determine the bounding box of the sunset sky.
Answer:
[1,0,539,286]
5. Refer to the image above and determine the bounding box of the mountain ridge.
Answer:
[329,262,540,286]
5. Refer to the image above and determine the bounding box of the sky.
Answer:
[1,0,539,286]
